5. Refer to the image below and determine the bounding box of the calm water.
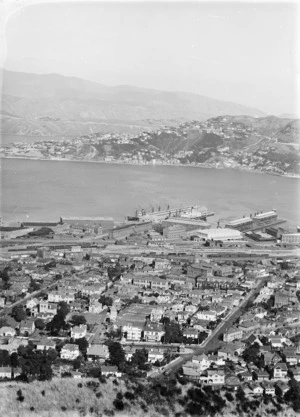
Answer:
[1,158,299,227]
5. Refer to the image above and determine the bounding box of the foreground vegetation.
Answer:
[1,375,300,417]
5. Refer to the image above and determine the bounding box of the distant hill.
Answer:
[0,69,265,137]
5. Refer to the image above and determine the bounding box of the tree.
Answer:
[57,301,70,319]
[164,321,183,343]
[1,267,11,289]
[47,348,58,362]
[73,358,81,370]
[0,349,10,366]
[131,348,149,371]
[28,281,41,293]
[72,315,87,325]
[99,296,113,307]
[10,352,19,368]
[12,305,26,322]
[242,343,260,364]
[18,348,54,381]
[76,337,89,355]
[108,342,125,368]
[35,318,45,330]
[48,313,65,334]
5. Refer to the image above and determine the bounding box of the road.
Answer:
[0,280,59,314]
[149,277,268,378]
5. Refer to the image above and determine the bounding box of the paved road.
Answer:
[1,280,58,314]
[149,277,268,378]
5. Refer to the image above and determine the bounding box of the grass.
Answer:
[0,378,299,417]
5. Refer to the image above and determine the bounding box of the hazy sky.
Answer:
[2,1,299,115]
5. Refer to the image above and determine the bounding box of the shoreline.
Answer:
[1,155,300,179]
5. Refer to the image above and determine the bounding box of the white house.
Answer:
[71,324,87,340]
[61,344,80,360]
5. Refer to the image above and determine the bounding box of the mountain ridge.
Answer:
[0,69,265,137]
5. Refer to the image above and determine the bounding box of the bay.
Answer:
[0,158,299,228]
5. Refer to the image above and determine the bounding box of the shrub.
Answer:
[113,399,124,411]
[96,392,102,398]
[116,392,123,400]
[90,407,94,413]
[30,406,35,411]
[99,375,107,383]
[61,406,67,411]
[41,390,45,396]
[103,409,115,416]
[113,379,119,386]
[16,389,24,402]
[124,391,135,401]
[76,398,80,403]
[77,383,83,388]
[225,392,234,402]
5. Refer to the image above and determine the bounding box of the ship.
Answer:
[126,205,214,222]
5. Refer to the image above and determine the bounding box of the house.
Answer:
[192,354,211,371]
[26,298,39,310]
[71,324,87,340]
[197,310,217,322]
[275,381,290,396]
[177,311,190,324]
[261,381,276,396]
[249,382,264,396]
[207,354,226,366]
[218,346,235,361]
[148,349,164,363]
[88,300,104,314]
[150,306,165,322]
[122,322,144,341]
[200,369,225,385]
[225,375,240,388]
[87,344,109,361]
[19,319,35,336]
[272,362,288,380]
[268,336,284,349]
[12,367,22,378]
[132,276,152,289]
[291,366,300,381]
[282,348,298,366]
[101,365,122,377]
[0,297,6,308]
[48,291,75,303]
[182,363,201,380]
[183,328,199,340]
[254,370,270,382]
[0,367,12,379]
[143,323,165,342]
[224,327,243,343]
[0,326,16,337]
[264,352,282,367]
[61,344,80,360]
[240,371,253,382]
[39,301,57,316]
[36,339,56,351]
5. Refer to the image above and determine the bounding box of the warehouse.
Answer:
[193,228,243,241]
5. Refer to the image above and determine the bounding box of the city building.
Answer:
[282,233,300,245]
[60,216,114,231]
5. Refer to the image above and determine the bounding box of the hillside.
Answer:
[2,114,298,177]
[0,69,265,137]
[0,377,299,417]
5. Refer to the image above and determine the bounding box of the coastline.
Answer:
[1,155,300,179]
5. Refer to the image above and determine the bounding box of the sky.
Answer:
[1,1,299,115]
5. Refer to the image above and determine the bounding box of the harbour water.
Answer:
[1,158,299,227]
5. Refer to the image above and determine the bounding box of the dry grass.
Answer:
[0,378,299,417]
[0,377,179,417]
